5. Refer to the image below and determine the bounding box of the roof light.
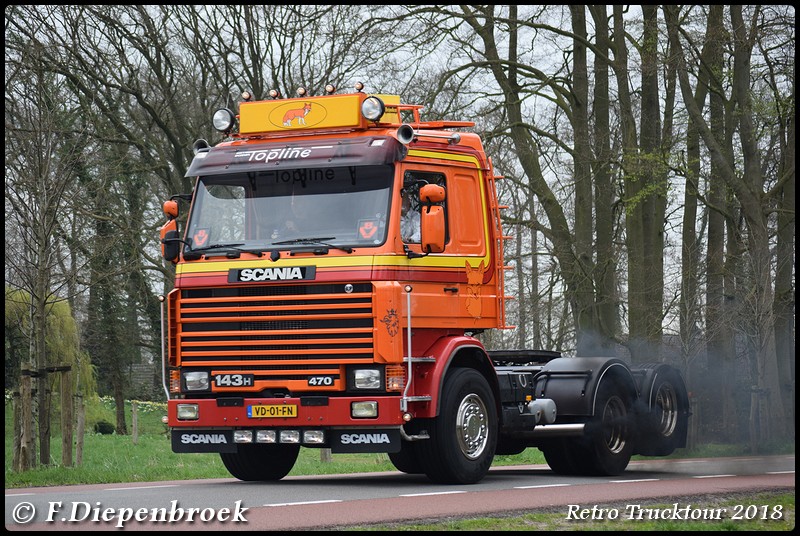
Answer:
[324,84,336,94]
[354,81,364,92]
[268,89,281,99]
[296,87,307,97]
[241,90,253,101]
[212,108,236,132]
[361,96,385,122]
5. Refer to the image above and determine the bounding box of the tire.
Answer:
[581,378,634,476]
[220,443,300,481]
[495,436,528,456]
[416,368,497,484]
[388,441,424,474]
[541,439,591,475]
[637,366,689,456]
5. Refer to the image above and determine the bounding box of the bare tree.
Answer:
[665,5,790,443]
[5,37,88,467]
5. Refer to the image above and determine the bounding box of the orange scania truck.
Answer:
[159,84,689,485]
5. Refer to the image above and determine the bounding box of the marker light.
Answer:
[354,81,364,92]
[324,84,336,94]
[269,89,281,99]
[296,87,307,97]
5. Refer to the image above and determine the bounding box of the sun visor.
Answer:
[186,137,406,177]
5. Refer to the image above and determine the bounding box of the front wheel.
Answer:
[389,441,424,474]
[220,443,300,481]
[416,368,497,484]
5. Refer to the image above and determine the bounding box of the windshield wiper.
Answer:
[272,236,353,254]
[184,243,264,260]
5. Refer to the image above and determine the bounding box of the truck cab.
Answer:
[160,85,689,484]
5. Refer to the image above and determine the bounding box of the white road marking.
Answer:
[514,483,571,489]
[400,491,467,497]
[105,484,179,491]
[265,499,343,507]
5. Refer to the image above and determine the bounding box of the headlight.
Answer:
[303,430,325,444]
[234,430,253,443]
[354,369,381,389]
[351,401,378,418]
[183,371,209,391]
[280,430,300,443]
[361,96,385,121]
[256,430,277,443]
[176,404,198,420]
[212,108,236,132]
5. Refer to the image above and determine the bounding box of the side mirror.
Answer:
[419,184,446,253]
[159,200,181,263]
[161,226,181,263]
[163,199,178,219]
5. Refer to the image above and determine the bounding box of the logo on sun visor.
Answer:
[228,266,316,283]
[234,146,330,164]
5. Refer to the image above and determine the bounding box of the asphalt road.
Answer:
[5,455,794,531]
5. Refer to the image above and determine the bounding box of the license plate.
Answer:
[247,405,298,418]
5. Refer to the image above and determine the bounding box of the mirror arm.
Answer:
[404,245,427,259]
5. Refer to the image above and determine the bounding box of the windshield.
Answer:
[185,165,393,252]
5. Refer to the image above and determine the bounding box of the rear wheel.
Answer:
[495,436,528,456]
[417,368,497,484]
[637,366,689,455]
[541,439,591,475]
[220,443,300,481]
[581,379,634,475]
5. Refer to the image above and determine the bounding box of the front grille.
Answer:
[177,283,374,373]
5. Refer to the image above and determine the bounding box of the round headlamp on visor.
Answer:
[361,96,385,122]
[212,108,236,133]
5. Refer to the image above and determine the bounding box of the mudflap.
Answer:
[329,429,401,453]
[171,430,237,453]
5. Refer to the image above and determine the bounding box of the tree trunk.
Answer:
[114,375,128,435]
[19,369,35,471]
[589,5,618,356]
[76,394,85,466]
[701,5,733,442]
[569,6,599,355]
[61,367,74,466]
[773,61,795,441]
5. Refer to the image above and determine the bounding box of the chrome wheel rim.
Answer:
[654,383,678,437]
[602,395,628,454]
[456,393,489,459]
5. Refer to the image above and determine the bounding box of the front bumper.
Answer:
[168,395,405,454]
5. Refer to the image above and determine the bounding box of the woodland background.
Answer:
[4,5,795,469]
